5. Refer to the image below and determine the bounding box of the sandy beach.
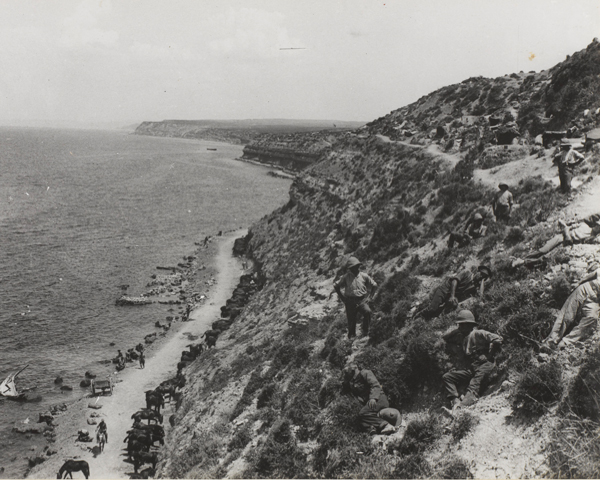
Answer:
[28,231,245,479]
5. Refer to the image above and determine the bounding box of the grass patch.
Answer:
[228,422,253,451]
[312,410,373,478]
[547,416,600,478]
[164,428,225,478]
[245,419,308,478]
[436,455,474,479]
[230,369,268,421]
[395,413,443,454]
[451,411,480,442]
[391,453,432,479]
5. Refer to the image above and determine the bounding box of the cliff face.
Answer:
[241,130,356,171]
[157,41,600,479]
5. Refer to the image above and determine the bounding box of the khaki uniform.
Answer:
[334,271,377,337]
[545,269,600,346]
[442,328,503,401]
[347,369,389,433]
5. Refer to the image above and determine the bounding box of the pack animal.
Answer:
[125,431,164,448]
[129,423,164,437]
[127,439,150,460]
[145,390,164,413]
[133,451,159,474]
[96,431,106,452]
[57,460,90,479]
[131,409,163,425]
[205,335,217,348]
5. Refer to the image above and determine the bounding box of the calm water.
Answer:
[0,127,290,478]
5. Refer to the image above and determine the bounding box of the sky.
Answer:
[0,0,598,127]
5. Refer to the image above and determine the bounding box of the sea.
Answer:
[0,127,291,478]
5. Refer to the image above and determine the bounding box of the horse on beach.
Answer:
[145,390,164,413]
[133,451,158,473]
[97,431,106,452]
[131,408,163,425]
[57,460,90,479]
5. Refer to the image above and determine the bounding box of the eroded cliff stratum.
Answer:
[157,41,600,478]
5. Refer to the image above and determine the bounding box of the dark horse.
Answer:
[131,408,163,425]
[57,460,90,479]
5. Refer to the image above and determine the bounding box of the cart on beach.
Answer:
[91,377,113,396]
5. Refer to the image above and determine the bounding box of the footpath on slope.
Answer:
[29,231,245,480]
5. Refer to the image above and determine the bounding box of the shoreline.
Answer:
[235,155,298,178]
[27,230,246,479]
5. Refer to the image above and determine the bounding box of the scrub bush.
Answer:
[396,413,443,454]
[563,347,600,421]
[368,313,397,345]
[284,370,323,441]
[436,456,474,479]
[327,339,352,369]
[373,271,421,315]
[472,279,552,342]
[312,427,373,478]
[318,377,342,408]
[248,419,308,478]
[398,327,446,392]
[230,370,267,421]
[510,177,567,226]
[504,226,525,246]
[451,411,480,442]
[391,453,432,479]
[312,394,374,476]
[512,360,563,417]
[228,422,252,451]
[165,429,224,478]
[354,347,407,407]
[257,382,277,410]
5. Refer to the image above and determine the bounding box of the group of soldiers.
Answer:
[116,344,146,371]
[335,255,503,431]
[333,185,599,433]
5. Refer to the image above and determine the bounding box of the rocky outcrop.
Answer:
[241,129,354,171]
[241,144,319,171]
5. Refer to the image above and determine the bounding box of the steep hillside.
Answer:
[156,41,600,479]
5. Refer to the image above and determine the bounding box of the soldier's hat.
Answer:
[343,363,359,379]
[346,257,362,269]
[456,310,477,325]
[379,408,402,427]
[498,183,509,190]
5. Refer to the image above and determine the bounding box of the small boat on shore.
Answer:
[207,148,217,151]
[1,365,29,401]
